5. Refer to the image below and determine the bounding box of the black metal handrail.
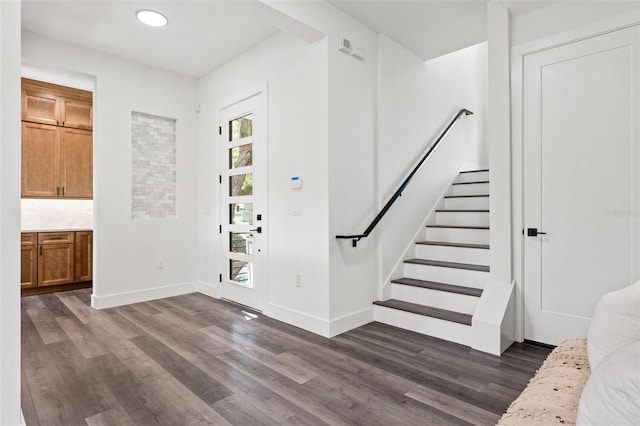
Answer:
[336,108,473,247]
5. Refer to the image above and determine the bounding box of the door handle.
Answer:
[527,228,547,237]
[249,227,262,234]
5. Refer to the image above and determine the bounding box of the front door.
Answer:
[219,93,266,311]
[523,25,640,345]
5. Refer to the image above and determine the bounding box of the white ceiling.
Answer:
[21,1,281,78]
[329,0,558,61]
[22,0,559,78]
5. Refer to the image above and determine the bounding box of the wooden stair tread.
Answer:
[405,258,490,272]
[444,195,489,199]
[427,225,489,230]
[435,209,489,213]
[459,169,489,173]
[416,241,489,250]
[373,299,472,326]
[452,180,489,185]
[390,278,483,297]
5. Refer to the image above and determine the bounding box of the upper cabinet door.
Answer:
[61,97,93,130]
[22,89,60,126]
[61,128,93,199]
[21,122,61,198]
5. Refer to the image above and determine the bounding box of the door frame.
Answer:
[511,11,640,342]
[216,85,269,312]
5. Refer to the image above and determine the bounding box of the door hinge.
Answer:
[219,126,222,135]
[219,225,222,234]
[219,273,222,283]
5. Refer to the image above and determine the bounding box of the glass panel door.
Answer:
[219,93,265,311]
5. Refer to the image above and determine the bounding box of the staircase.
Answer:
[374,169,490,346]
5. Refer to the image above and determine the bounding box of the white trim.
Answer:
[91,281,199,309]
[197,281,221,299]
[263,302,331,337]
[512,10,640,57]
[510,11,640,342]
[329,307,374,337]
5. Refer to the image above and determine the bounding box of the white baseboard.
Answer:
[197,281,221,299]
[263,302,331,337]
[329,307,373,337]
[91,281,199,309]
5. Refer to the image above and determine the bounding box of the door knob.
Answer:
[527,228,547,237]
[250,227,262,234]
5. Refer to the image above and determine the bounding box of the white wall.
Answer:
[0,1,22,424]
[21,31,199,307]
[197,31,333,332]
[377,35,488,283]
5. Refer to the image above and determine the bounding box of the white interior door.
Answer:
[219,93,266,312]
[523,25,640,345]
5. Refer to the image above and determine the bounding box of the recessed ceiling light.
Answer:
[136,10,168,27]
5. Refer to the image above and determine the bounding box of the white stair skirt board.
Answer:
[426,227,489,245]
[451,182,489,196]
[391,283,480,315]
[374,305,471,346]
[444,196,490,210]
[404,263,488,289]
[435,211,489,227]
[415,244,489,265]
[458,171,489,183]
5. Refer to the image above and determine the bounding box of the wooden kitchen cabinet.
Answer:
[20,233,37,289]
[22,88,60,126]
[61,97,92,130]
[61,128,93,198]
[21,231,93,293]
[22,78,93,130]
[21,122,61,198]
[37,232,75,287]
[21,78,93,199]
[74,231,92,282]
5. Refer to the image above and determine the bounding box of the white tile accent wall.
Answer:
[131,111,177,220]
[21,199,93,230]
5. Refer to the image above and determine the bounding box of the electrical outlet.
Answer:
[157,258,164,269]
[295,273,302,288]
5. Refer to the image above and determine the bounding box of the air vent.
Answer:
[338,37,353,54]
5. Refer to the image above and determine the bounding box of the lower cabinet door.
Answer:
[20,245,37,289]
[38,243,74,287]
[74,231,92,282]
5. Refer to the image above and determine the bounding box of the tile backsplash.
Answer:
[21,199,93,230]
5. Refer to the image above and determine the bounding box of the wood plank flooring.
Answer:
[21,289,550,426]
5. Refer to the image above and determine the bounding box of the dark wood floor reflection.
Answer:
[21,289,549,425]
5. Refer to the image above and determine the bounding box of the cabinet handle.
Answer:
[62,187,65,196]
[47,236,63,240]
[56,186,60,196]
[39,246,42,256]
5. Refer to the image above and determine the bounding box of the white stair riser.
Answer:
[444,196,489,210]
[458,171,489,183]
[452,183,489,196]
[404,263,488,289]
[374,305,471,346]
[391,284,479,315]
[436,211,489,227]
[426,227,489,245]
[415,244,490,264]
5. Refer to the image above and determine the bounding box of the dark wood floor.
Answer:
[21,289,550,426]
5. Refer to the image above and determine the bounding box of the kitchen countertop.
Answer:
[21,228,93,233]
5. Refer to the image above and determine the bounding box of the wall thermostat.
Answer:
[291,176,302,189]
